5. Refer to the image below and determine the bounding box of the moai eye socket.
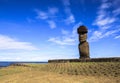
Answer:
[80,33,84,35]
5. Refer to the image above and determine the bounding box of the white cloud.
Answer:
[93,1,116,28]
[48,34,75,46]
[0,34,38,50]
[48,37,75,45]
[48,22,82,45]
[90,0,120,42]
[89,31,103,41]
[34,7,58,29]
[62,0,75,24]
[35,1,75,27]
[115,35,120,39]
[93,31,102,38]
[113,8,120,16]
[96,10,106,20]
[65,14,75,24]
[48,33,77,46]
[89,29,120,42]
[100,2,111,9]
[94,17,116,26]
[35,9,48,20]
[47,20,56,29]
[103,30,120,37]
[48,7,58,15]
[61,29,69,35]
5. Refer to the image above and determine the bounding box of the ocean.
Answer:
[0,61,48,67]
[0,62,15,67]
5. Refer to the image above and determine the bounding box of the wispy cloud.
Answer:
[0,34,38,50]
[35,9,48,20]
[90,0,120,42]
[90,29,120,41]
[114,35,120,39]
[47,20,56,29]
[48,7,58,15]
[94,17,116,27]
[48,22,82,45]
[48,37,75,45]
[62,0,75,24]
[61,29,69,35]
[35,7,58,19]
[65,15,75,24]
[113,8,120,16]
[35,1,75,27]
[93,1,115,28]
[100,2,111,9]
[35,7,58,29]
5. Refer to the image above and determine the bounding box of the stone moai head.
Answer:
[77,25,88,43]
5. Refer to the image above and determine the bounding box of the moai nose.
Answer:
[80,34,84,37]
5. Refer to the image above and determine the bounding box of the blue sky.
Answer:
[0,0,120,61]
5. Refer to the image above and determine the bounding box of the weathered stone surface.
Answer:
[48,57,120,63]
[79,33,87,42]
[77,25,88,34]
[79,42,90,59]
[78,25,90,59]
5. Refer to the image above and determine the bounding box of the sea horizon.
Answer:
[0,61,48,67]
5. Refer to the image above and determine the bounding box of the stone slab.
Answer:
[48,57,120,63]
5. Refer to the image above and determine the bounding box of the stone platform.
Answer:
[48,57,120,63]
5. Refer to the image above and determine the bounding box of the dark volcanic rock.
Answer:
[78,25,90,59]
[77,25,88,34]
[48,57,120,63]
[79,42,90,59]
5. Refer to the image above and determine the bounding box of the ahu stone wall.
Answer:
[48,57,120,63]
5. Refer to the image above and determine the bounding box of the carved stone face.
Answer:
[79,33,87,42]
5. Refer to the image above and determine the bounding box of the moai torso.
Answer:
[77,25,90,59]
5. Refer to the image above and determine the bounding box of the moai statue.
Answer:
[77,25,90,59]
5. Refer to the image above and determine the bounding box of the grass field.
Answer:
[0,62,120,83]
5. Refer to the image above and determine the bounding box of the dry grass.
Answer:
[0,62,119,83]
[29,62,120,77]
